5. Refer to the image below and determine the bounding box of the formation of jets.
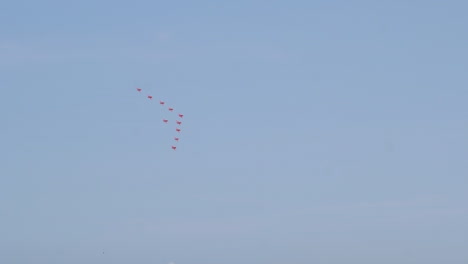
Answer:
[136,87,184,150]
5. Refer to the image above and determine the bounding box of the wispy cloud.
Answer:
[0,34,178,66]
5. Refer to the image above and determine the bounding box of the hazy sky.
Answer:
[1,1,468,263]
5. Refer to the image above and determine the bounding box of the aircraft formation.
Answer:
[135,87,184,151]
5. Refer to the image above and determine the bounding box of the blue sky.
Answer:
[1,1,468,263]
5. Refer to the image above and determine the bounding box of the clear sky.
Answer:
[1,1,468,263]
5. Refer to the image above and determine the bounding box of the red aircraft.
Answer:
[176,128,181,132]
[136,88,142,92]
[147,95,153,99]
[160,101,165,105]
[172,146,177,150]
[163,119,168,123]
[168,107,174,111]
[178,114,184,118]
[176,121,182,125]
[174,137,179,142]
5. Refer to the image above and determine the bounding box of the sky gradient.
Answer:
[1,1,468,263]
